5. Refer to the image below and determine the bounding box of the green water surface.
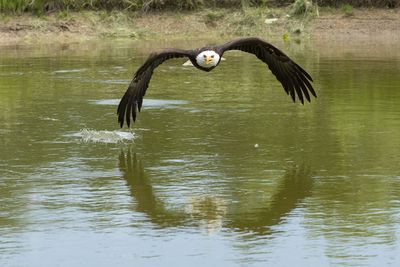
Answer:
[1,38,400,266]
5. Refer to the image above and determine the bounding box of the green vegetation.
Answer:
[317,0,399,8]
[203,10,225,26]
[0,0,273,13]
[341,3,354,17]
[0,0,28,13]
[0,0,399,14]
[290,0,314,17]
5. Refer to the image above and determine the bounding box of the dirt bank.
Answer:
[0,8,399,45]
[311,8,400,40]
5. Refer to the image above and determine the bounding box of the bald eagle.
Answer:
[117,37,316,127]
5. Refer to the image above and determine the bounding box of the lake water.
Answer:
[1,38,400,267]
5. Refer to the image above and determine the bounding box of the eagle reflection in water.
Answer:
[119,149,313,234]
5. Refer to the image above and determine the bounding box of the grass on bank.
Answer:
[0,0,399,14]
[0,5,314,43]
[0,0,365,42]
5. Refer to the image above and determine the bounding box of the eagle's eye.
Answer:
[211,55,214,58]
[203,55,207,58]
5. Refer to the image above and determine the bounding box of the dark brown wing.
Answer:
[117,48,193,127]
[216,37,316,104]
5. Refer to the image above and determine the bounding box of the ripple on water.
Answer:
[89,98,189,107]
[53,69,87,74]
[91,79,130,84]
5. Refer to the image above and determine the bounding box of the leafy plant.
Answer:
[341,3,353,17]
[290,0,314,17]
[0,0,28,13]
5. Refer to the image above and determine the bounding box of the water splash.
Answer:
[72,129,135,143]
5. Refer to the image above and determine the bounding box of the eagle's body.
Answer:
[117,37,316,127]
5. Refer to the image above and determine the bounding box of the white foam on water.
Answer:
[71,129,135,143]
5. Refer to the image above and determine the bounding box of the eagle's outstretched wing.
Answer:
[117,48,192,127]
[216,37,316,104]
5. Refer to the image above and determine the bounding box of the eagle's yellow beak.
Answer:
[205,56,213,65]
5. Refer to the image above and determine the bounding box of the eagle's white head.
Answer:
[196,50,220,68]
